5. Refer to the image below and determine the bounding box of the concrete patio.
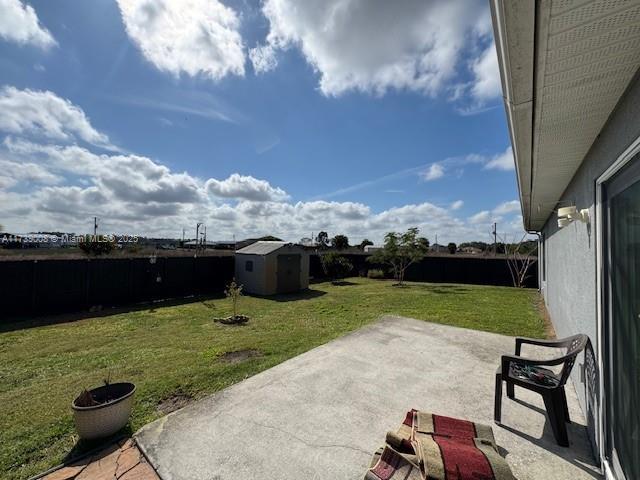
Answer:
[136,316,601,480]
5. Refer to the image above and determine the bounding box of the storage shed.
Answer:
[235,241,309,295]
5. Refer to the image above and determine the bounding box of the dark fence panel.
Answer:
[310,253,537,288]
[0,255,234,320]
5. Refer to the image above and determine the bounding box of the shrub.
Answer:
[224,279,243,317]
[321,252,353,281]
[367,269,385,279]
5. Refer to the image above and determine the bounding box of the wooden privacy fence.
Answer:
[310,253,538,288]
[0,255,234,320]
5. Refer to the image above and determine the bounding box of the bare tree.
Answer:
[502,233,537,288]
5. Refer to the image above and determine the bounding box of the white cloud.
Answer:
[0,158,61,186]
[116,0,245,80]
[251,0,489,97]
[249,44,278,73]
[450,200,464,210]
[421,163,445,181]
[4,139,203,205]
[0,0,56,49]
[470,44,501,101]
[468,210,491,225]
[206,174,289,202]
[484,146,515,171]
[493,200,520,216]
[0,87,114,149]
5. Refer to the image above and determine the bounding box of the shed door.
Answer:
[276,254,301,293]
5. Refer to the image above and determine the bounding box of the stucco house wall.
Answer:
[541,71,640,419]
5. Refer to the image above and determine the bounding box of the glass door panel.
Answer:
[605,158,640,480]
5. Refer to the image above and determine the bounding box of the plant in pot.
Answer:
[214,280,249,325]
[71,375,136,441]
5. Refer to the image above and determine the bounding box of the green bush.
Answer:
[367,269,385,279]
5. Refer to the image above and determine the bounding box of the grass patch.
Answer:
[0,278,544,479]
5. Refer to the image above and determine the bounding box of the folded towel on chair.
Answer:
[365,410,515,480]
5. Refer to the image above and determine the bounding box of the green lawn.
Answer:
[0,278,545,479]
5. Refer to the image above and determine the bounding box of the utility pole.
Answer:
[492,222,497,256]
[203,225,207,249]
[196,222,203,250]
[93,217,98,236]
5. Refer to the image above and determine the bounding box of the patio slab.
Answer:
[136,316,601,480]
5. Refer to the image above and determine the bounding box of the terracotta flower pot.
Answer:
[71,382,136,440]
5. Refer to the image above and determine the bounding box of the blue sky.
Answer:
[0,0,523,244]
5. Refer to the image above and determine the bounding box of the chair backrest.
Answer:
[558,334,589,386]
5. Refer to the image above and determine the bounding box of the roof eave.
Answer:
[490,0,536,231]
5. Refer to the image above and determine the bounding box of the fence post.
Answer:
[31,260,38,314]
[85,259,90,308]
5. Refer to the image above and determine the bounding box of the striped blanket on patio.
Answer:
[364,410,515,480]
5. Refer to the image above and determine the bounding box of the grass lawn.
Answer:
[0,278,545,479]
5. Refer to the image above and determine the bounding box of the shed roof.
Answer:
[236,241,296,255]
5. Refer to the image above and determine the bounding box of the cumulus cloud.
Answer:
[0,158,61,186]
[251,0,489,97]
[5,139,203,204]
[421,163,445,181]
[206,173,289,202]
[450,200,464,210]
[470,44,501,101]
[468,210,491,225]
[493,200,520,215]
[0,0,56,49]
[0,87,114,149]
[116,0,245,80]
[484,146,515,171]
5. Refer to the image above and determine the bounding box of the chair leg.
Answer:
[507,381,515,399]
[494,373,503,424]
[560,387,570,423]
[543,392,569,447]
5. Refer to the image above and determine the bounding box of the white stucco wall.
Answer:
[541,71,640,454]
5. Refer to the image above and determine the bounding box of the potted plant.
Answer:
[71,377,136,440]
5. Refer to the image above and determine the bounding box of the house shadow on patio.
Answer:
[497,398,601,479]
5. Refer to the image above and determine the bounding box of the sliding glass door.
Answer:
[603,156,640,480]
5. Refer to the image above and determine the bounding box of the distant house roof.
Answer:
[236,241,294,255]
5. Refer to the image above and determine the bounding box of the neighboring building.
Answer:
[182,240,217,249]
[363,245,382,254]
[299,237,317,247]
[429,243,447,253]
[235,241,309,296]
[459,246,483,255]
[492,2,640,479]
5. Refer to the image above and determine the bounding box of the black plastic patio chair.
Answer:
[494,334,589,447]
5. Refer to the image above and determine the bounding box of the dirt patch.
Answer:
[157,393,194,414]
[536,293,557,338]
[214,315,249,325]
[218,349,263,364]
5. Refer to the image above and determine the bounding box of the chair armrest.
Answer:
[515,337,568,355]
[501,354,567,374]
